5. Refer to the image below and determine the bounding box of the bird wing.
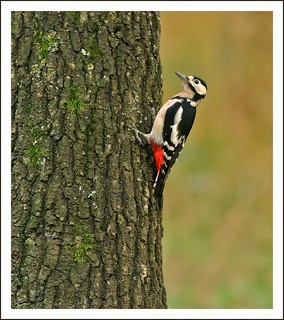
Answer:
[153,99,196,209]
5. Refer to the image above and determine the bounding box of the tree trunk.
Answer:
[11,11,166,309]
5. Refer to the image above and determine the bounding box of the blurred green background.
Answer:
[160,12,272,308]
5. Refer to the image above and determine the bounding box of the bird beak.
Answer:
[175,72,188,82]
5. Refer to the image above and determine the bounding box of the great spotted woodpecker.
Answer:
[132,72,207,209]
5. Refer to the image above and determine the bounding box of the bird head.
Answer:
[175,71,207,103]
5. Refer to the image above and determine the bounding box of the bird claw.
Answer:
[128,124,143,145]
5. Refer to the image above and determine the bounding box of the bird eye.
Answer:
[193,79,200,85]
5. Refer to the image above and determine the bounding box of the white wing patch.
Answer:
[150,98,181,145]
[170,106,183,145]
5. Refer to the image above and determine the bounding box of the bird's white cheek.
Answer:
[197,85,207,95]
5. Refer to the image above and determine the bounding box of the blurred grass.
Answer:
[160,12,272,309]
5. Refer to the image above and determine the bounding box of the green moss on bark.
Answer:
[66,222,95,263]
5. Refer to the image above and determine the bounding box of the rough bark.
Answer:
[11,11,166,309]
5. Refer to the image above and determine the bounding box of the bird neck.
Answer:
[177,90,194,100]
[175,91,201,107]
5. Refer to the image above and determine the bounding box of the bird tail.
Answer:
[153,170,167,210]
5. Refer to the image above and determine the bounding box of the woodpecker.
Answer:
[132,71,207,209]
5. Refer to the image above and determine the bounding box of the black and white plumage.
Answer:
[133,71,207,209]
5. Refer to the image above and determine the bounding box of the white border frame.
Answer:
[1,1,283,319]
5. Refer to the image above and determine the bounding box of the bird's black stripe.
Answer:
[171,95,188,101]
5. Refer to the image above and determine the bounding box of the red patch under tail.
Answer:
[150,140,164,173]
[150,140,165,209]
